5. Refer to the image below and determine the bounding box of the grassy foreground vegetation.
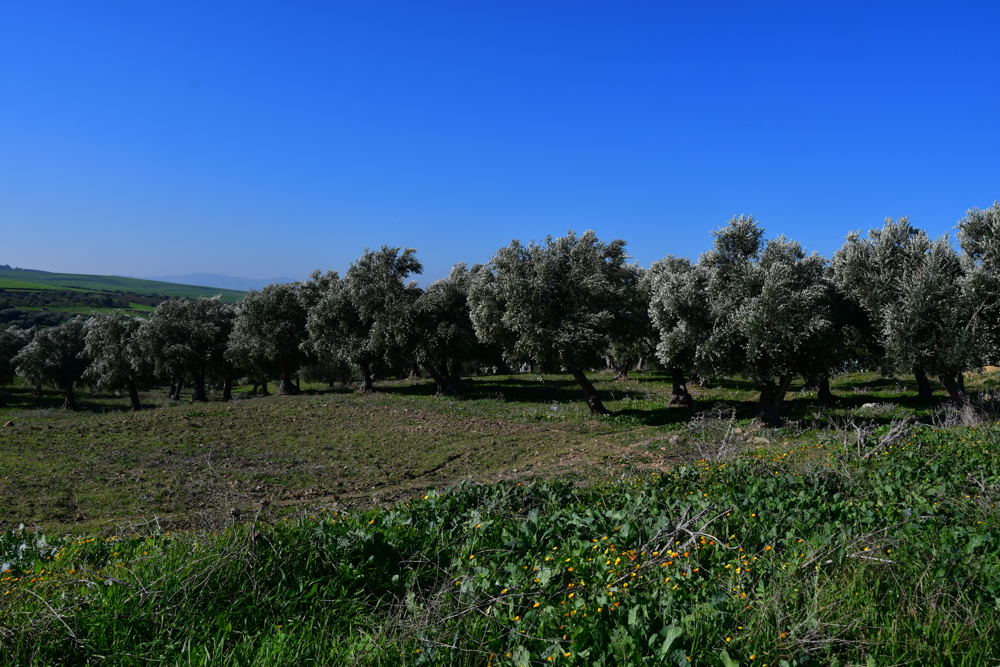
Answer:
[2,371,1000,665]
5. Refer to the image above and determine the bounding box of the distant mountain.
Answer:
[143,273,298,291]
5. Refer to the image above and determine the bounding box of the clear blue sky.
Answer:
[2,2,999,283]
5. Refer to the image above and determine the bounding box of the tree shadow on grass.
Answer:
[0,387,135,415]
[697,378,759,393]
[381,375,639,405]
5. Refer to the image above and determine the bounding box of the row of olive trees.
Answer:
[1,202,998,423]
[645,204,1000,423]
[0,247,497,411]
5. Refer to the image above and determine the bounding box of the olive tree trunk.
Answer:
[757,374,793,426]
[278,362,301,395]
[126,379,142,411]
[668,366,693,407]
[62,385,78,411]
[358,361,374,393]
[914,368,933,402]
[170,377,184,401]
[569,367,609,416]
[423,362,449,397]
[191,370,208,402]
[938,372,967,399]
[817,377,834,402]
[613,358,635,381]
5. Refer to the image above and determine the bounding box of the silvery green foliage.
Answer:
[957,201,1000,269]
[468,230,635,414]
[831,216,931,369]
[699,216,837,423]
[833,216,985,392]
[82,312,150,409]
[957,201,1000,361]
[605,264,656,376]
[648,256,712,373]
[468,230,634,372]
[13,316,89,409]
[306,246,422,390]
[227,283,308,392]
[412,263,493,395]
[297,270,340,312]
[139,297,234,401]
[0,326,32,387]
[881,237,980,383]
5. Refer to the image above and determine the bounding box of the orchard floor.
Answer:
[1,369,997,535]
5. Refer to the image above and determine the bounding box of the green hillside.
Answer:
[0,268,245,301]
[0,268,245,322]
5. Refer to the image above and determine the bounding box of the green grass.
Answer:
[1,371,998,664]
[2,424,998,665]
[0,371,996,535]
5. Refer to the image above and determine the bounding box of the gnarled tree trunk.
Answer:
[32,382,42,398]
[62,385,78,411]
[358,361,374,393]
[423,362,449,397]
[938,372,967,400]
[569,367,609,415]
[278,362,301,395]
[126,379,142,411]
[668,366,693,407]
[614,358,635,381]
[222,376,233,402]
[170,377,184,401]
[817,377,834,403]
[914,368,933,402]
[757,374,793,426]
[191,370,208,402]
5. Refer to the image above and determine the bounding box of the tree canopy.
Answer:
[13,316,89,410]
[138,297,234,402]
[413,263,495,396]
[700,216,837,425]
[83,312,150,411]
[307,246,423,392]
[648,256,712,406]
[227,283,309,395]
[469,230,636,415]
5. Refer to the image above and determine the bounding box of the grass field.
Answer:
[1,371,999,665]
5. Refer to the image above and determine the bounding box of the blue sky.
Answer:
[2,2,999,283]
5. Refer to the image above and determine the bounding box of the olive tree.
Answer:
[831,217,937,398]
[307,247,422,392]
[605,266,656,381]
[227,283,309,395]
[82,312,150,410]
[468,230,636,415]
[413,263,496,396]
[139,297,234,401]
[957,201,1000,364]
[700,216,838,425]
[881,237,982,398]
[648,256,712,407]
[0,326,32,404]
[13,316,90,410]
